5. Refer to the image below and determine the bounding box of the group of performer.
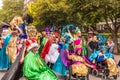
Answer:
[0,16,119,80]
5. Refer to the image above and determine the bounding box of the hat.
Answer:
[26,39,38,51]
[45,27,50,35]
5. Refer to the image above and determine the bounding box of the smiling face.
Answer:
[76,49,82,56]
[31,47,38,53]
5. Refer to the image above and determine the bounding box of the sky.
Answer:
[0,0,2,9]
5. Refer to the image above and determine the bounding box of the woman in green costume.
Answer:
[23,40,58,80]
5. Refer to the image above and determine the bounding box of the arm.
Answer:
[84,61,94,68]
[67,51,73,60]
[14,23,23,35]
[20,40,27,64]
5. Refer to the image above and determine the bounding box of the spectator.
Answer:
[107,38,115,53]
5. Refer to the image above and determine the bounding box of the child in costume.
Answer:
[23,40,58,80]
[89,46,118,76]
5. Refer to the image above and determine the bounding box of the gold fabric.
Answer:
[69,55,88,76]
[107,58,119,76]
[6,37,17,63]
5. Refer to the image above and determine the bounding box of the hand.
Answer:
[20,57,24,64]
[93,66,97,70]
[6,50,8,55]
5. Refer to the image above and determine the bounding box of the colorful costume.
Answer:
[89,47,118,76]
[0,34,12,69]
[23,40,58,80]
[89,50,114,61]
[6,35,18,63]
[23,51,58,80]
[68,55,88,76]
[40,39,52,60]
[45,43,60,64]
[107,58,118,76]
[38,37,47,54]
[52,42,69,76]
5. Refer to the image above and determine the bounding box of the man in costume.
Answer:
[23,40,58,80]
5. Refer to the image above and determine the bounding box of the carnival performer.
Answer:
[52,37,70,78]
[6,28,19,63]
[40,28,53,60]
[67,48,95,77]
[40,34,52,60]
[45,33,60,68]
[23,40,58,80]
[0,25,12,69]
[89,46,118,76]
[38,31,47,54]
[10,16,27,39]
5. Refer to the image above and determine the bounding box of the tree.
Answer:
[0,0,24,24]
[69,0,120,54]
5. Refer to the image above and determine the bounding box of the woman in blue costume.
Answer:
[0,33,12,69]
[52,37,69,77]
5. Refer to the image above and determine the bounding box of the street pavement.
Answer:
[0,55,120,80]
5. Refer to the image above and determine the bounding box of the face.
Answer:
[32,47,38,53]
[77,50,82,55]
[93,36,97,41]
[77,32,81,37]
[56,38,59,43]
[12,32,17,36]
[101,50,105,54]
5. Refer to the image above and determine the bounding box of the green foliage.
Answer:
[0,0,24,23]
[27,0,69,27]
[27,0,120,30]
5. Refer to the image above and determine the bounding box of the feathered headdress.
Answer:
[45,27,50,35]
[26,39,38,51]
